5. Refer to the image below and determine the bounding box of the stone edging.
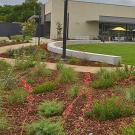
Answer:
[47,40,121,65]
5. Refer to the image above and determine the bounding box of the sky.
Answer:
[0,0,135,6]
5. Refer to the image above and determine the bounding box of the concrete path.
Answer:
[0,41,117,73]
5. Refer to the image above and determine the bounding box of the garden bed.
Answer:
[0,57,135,135]
[0,45,117,67]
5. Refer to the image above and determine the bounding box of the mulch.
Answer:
[1,70,135,135]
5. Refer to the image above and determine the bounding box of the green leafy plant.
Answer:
[68,85,80,99]
[8,88,28,105]
[38,100,64,117]
[25,120,66,135]
[58,67,78,84]
[86,96,133,121]
[34,81,56,94]
[121,119,135,135]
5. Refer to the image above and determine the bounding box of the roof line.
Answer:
[70,0,135,8]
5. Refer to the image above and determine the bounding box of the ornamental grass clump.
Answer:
[8,88,28,105]
[38,100,64,117]
[124,86,135,103]
[92,69,115,89]
[34,81,56,94]
[68,85,80,99]
[86,96,133,121]
[58,67,78,84]
[31,64,51,78]
[25,120,66,135]
[122,119,135,135]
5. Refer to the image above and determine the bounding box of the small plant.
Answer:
[25,120,66,135]
[58,67,78,83]
[34,81,56,94]
[0,61,11,71]
[8,88,28,105]
[38,100,64,117]
[56,62,64,71]
[124,86,135,103]
[31,64,51,77]
[121,119,135,135]
[0,117,9,131]
[68,85,80,99]
[92,79,114,89]
[86,96,133,121]
[15,55,35,71]
[92,69,115,89]
[67,57,80,64]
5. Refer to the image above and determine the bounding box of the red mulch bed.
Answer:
[1,69,135,135]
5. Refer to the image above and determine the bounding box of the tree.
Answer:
[22,20,37,39]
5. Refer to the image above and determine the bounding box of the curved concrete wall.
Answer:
[47,40,121,65]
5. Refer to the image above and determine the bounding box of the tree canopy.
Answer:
[0,0,40,22]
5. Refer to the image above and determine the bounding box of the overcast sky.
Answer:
[0,0,135,6]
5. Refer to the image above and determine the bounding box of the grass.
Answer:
[68,43,135,65]
[38,100,64,117]
[25,120,66,135]
[86,96,133,121]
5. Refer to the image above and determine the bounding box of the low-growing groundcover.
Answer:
[68,43,135,65]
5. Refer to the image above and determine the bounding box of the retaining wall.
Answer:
[47,40,121,65]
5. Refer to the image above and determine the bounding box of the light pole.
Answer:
[62,0,68,60]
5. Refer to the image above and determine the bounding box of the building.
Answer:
[44,0,135,40]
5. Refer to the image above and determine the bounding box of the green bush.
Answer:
[86,96,133,121]
[68,85,80,99]
[58,67,78,83]
[34,81,56,94]
[25,120,66,135]
[8,88,28,105]
[122,119,135,135]
[38,100,64,117]
[0,61,11,71]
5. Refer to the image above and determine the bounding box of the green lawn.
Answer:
[67,43,135,65]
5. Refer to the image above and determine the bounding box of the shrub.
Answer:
[34,81,56,94]
[58,67,78,83]
[8,88,28,105]
[38,100,64,117]
[86,96,133,121]
[68,85,80,99]
[121,119,135,135]
[0,61,11,71]
[25,120,66,135]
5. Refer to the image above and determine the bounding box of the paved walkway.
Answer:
[0,41,117,73]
